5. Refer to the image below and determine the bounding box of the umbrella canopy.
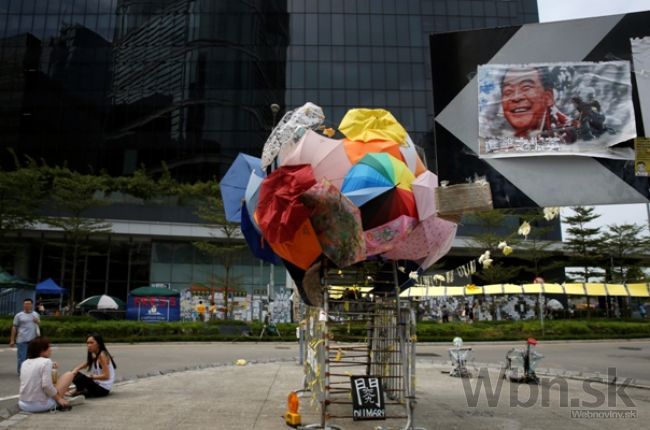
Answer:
[341,152,415,195]
[411,170,439,221]
[382,215,457,262]
[35,278,67,295]
[281,130,352,189]
[399,135,428,176]
[546,299,564,311]
[359,187,418,230]
[129,286,180,296]
[256,164,317,244]
[240,203,282,265]
[267,218,322,270]
[261,102,325,170]
[343,139,404,165]
[220,153,263,223]
[77,294,125,310]
[338,108,407,144]
[365,215,418,256]
[300,179,365,268]
[244,171,264,231]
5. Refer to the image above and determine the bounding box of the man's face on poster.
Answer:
[501,68,554,136]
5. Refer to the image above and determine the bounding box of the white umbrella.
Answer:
[546,299,564,311]
[77,295,125,310]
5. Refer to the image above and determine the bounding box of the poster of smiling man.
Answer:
[478,61,636,159]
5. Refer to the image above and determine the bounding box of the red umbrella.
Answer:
[256,164,317,244]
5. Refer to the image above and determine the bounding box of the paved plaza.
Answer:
[0,359,648,429]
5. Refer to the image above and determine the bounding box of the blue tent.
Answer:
[35,278,67,295]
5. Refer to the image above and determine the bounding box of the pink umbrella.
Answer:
[411,170,439,221]
[365,215,418,257]
[382,215,457,265]
[281,130,352,189]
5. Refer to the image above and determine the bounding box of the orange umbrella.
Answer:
[343,139,405,165]
[268,219,322,270]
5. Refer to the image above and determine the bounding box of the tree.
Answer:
[0,161,45,267]
[465,209,523,284]
[600,223,649,283]
[192,188,247,320]
[516,209,565,282]
[563,206,603,282]
[44,168,110,306]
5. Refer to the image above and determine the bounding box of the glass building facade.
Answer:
[1,0,540,305]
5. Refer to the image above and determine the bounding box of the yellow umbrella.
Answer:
[339,108,407,145]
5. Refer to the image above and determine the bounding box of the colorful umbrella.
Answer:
[256,164,317,244]
[359,187,418,230]
[343,139,404,165]
[268,219,322,270]
[220,153,263,223]
[382,215,457,267]
[281,130,352,189]
[240,203,282,265]
[300,179,365,268]
[244,171,264,230]
[365,215,418,256]
[342,153,417,230]
[77,295,125,310]
[341,152,415,194]
[411,170,439,221]
[338,108,407,144]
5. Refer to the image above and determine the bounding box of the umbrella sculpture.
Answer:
[230,105,458,302]
[77,294,125,310]
[281,130,352,189]
[300,179,366,268]
[220,153,263,223]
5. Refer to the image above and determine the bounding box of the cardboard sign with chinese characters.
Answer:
[350,376,385,421]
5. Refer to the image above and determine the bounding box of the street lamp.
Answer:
[264,103,281,322]
[270,103,281,126]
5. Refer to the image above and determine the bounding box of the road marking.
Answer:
[0,395,18,402]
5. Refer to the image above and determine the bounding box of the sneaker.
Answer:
[52,404,72,412]
[65,395,85,407]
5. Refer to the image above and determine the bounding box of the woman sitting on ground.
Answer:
[18,337,82,412]
[68,333,116,398]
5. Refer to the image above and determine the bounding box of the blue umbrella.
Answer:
[220,153,263,223]
[244,170,264,231]
[240,203,282,265]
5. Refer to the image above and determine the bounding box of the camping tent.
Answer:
[126,286,180,322]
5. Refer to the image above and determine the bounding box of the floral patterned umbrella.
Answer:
[300,179,365,268]
[382,215,457,267]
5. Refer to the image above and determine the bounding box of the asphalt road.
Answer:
[417,339,650,384]
[1,339,648,400]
